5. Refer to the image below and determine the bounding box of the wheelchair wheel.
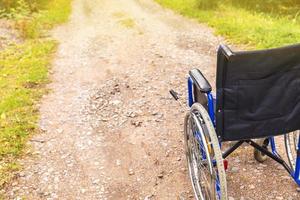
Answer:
[284,130,300,170]
[253,138,268,163]
[184,103,227,200]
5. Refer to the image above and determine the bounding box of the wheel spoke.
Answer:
[184,104,227,200]
[186,115,221,199]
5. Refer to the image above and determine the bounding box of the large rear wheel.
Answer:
[184,103,227,200]
[284,130,300,170]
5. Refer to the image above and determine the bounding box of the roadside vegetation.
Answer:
[0,0,72,189]
[155,0,300,48]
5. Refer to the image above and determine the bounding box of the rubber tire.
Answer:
[253,139,268,163]
[184,103,228,200]
[284,131,299,170]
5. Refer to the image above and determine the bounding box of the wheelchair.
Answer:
[170,44,300,200]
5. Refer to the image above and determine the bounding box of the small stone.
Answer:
[12,182,18,186]
[19,172,26,177]
[116,160,121,166]
[144,194,154,200]
[277,165,284,170]
[231,166,239,173]
[157,173,164,179]
[276,197,283,200]
[127,112,138,118]
[151,111,159,116]
[178,194,185,200]
[129,169,134,175]
[229,197,235,200]
[131,120,142,127]
[57,129,64,134]
[249,184,255,190]
[165,150,170,157]
[259,163,267,168]
[109,100,121,105]
[92,179,100,185]
[40,126,47,132]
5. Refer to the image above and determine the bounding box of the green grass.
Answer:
[0,0,72,191]
[155,0,300,49]
[119,18,136,28]
[16,0,72,38]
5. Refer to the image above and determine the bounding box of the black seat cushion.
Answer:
[216,44,300,141]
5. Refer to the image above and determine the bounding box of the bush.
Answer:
[0,0,48,13]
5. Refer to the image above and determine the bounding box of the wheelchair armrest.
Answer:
[189,69,212,93]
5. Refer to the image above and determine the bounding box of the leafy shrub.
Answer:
[0,0,31,19]
[0,0,48,15]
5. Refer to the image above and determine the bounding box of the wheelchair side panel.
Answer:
[188,77,215,125]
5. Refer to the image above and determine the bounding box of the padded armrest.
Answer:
[189,69,212,93]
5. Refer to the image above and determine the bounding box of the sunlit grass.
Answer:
[119,18,136,28]
[0,0,72,191]
[155,0,300,49]
[16,0,72,38]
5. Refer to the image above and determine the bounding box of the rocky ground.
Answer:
[3,0,300,199]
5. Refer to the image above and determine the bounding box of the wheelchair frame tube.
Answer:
[269,137,280,157]
[207,92,215,125]
[294,135,300,185]
[188,77,194,107]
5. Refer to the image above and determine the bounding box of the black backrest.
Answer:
[216,44,300,141]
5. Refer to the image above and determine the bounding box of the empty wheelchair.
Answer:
[170,44,300,200]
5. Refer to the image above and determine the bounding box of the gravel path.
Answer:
[4,0,300,199]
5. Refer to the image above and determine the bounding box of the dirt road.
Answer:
[5,0,300,199]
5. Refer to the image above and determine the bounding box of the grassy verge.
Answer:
[155,0,300,49]
[0,0,72,190]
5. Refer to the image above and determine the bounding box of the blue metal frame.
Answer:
[207,92,215,125]
[188,78,194,107]
[269,137,280,157]
[293,135,300,185]
[187,76,300,188]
